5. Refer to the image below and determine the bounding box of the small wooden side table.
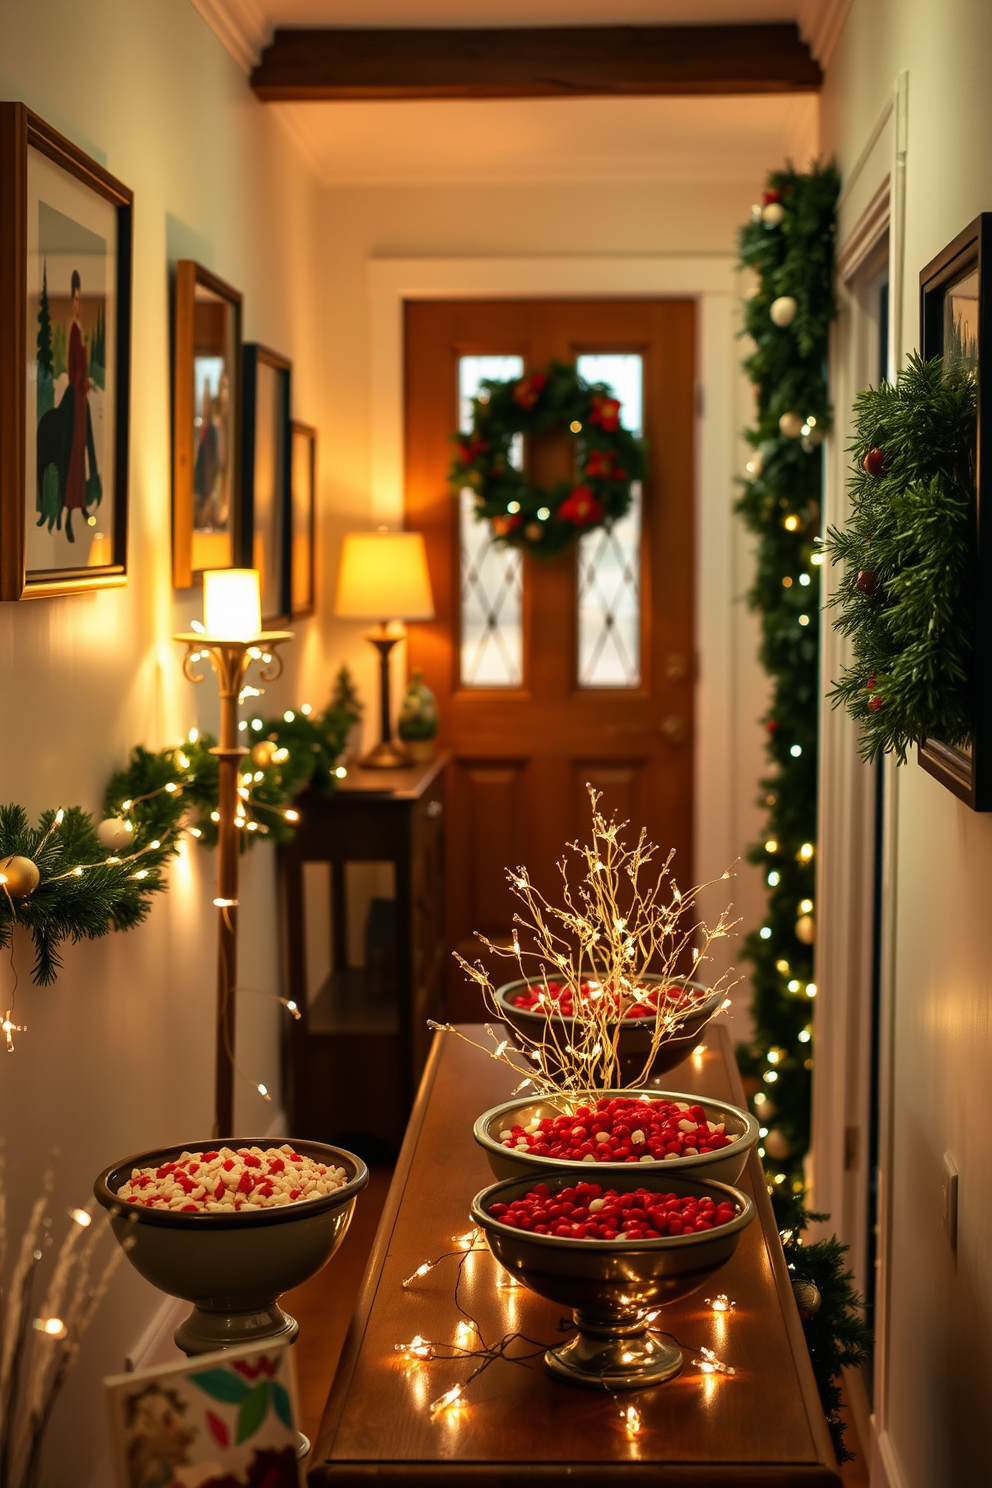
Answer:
[278,753,448,1155]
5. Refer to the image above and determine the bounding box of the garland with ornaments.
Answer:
[734,162,839,1176]
[449,360,646,559]
[0,669,362,994]
[826,354,977,760]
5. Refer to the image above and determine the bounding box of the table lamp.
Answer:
[175,568,293,1137]
[335,531,434,768]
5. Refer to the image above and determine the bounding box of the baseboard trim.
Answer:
[871,1419,907,1488]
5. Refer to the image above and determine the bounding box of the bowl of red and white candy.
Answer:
[95,1138,367,1355]
[474,1089,758,1187]
[494,975,724,1079]
[472,1168,754,1388]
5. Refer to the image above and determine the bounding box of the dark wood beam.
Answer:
[250,24,822,103]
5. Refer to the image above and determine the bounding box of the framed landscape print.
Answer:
[242,344,291,623]
[290,420,316,618]
[0,103,132,599]
[918,214,992,809]
[172,260,242,588]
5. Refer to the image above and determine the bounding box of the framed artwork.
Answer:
[0,103,132,600]
[290,420,316,618]
[172,260,242,588]
[242,344,291,623]
[104,1337,301,1487]
[918,214,992,809]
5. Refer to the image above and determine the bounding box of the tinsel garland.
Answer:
[826,354,977,760]
[449,360,646,559]
[734,162,839,1172]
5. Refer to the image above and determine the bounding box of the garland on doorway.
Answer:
[826,353,977,760]
[449,359,646,559]
[734,162,840,1174]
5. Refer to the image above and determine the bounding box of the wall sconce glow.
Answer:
[202,569,262,640]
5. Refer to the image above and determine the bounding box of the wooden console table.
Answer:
[279,754,447,1155]
[308,1024,840,1485]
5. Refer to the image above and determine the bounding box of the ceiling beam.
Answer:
[250,24,822,103]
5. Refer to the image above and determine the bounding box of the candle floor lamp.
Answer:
[334,531,434,769]
[175,569,292,1139]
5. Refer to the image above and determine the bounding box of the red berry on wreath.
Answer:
[559,485,605,526]
[856,570,878,595]
[868,695,884,712]
[867,673,876,692]
[862,447,886,477]
[512,373,547,410]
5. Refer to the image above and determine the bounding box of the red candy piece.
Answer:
[509,980,703,1021]
[489,1182,738,1241]
[500,1095,731,1164]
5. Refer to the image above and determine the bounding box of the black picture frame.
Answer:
[0,103,132,599]
[917,215,992,809]
[289,420,316,619]
[242,343,291,623]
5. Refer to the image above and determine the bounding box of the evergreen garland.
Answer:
[826,354,977,760]
[735,162,839,1172]
[449,360,646,559]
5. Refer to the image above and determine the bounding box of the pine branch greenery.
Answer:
[825,354,977,761]
[734,162,839,1169]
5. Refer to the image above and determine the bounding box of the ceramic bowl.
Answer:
[472,1167,754,1388]
[474,1087,759,1186]
[494,975,724,1081]
[95,1137,368,1355]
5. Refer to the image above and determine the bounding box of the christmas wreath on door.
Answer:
[449,360,646,559]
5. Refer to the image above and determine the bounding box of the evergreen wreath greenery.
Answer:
[449,360,646,559]
[826,354,977,761]
[734,162,839,1172]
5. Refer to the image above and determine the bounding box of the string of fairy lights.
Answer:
[395,1232,738,1440]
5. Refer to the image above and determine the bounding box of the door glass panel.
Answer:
[575,353,643,689]
[458,355,524,687]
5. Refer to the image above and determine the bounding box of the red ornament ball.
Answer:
[856,570,878,596]
[862,447,886,477]
[765,719,778,734]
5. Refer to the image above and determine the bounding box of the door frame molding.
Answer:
[368,253,754,994]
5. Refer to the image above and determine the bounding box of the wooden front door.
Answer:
[403,299,695,1010]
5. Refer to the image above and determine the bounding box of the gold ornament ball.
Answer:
[779,411,805,439]
[762,202,785,226]
[0,855,41,898]
[251,740,277,768]
[795,913,816,945]
[763,1128,791,1160]
[770,295,798,328]
[97,816,134,851]
[792,1280,822,1321]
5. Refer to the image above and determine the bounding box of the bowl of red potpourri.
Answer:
[474,1089,759,1186]
[472,1168,755,1388]
[494,974,724,1079]
[95,1138,367,1355]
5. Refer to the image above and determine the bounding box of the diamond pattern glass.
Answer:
[575,354,643,689]
[458,355,524,687]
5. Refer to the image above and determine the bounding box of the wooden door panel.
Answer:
[404,299,695,1000]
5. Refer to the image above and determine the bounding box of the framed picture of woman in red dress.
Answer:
[0,104,132,598]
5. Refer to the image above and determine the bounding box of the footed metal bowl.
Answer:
[95,1137,368,1355]
[474,1087,759,1186]
[494,975,723,1080]
[472,1168,753,1390]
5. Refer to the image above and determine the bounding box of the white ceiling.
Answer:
[190,0,838,189]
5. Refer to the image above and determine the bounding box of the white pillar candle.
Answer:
[203,569,261,640]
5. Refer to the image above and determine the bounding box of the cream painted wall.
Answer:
[0,2,335,1481]
[821,2,992,1484]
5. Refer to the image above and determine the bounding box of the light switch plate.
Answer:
[942,1152,958,1251]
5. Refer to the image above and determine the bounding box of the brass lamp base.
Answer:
[360,738,410,770]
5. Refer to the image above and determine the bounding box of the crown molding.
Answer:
[188,0,269,74]
[799,0,854,67]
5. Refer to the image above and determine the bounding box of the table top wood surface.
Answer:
[307,1024,840,1486]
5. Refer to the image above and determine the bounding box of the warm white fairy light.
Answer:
[693,1345,734,1376]
[284,809,300,823]
[34,1317,67,1339]
[451,1229,483,1252]
[622,1404,642,1438]
[430,1385,464,1416]
[69,1208,92,1228]
[454,1320,476,1346]
[257,1083,270,1100]
[2,1011,25,1052]
[707,1294,736,1314]
[395,1336,435,1361]
[403,1261,436,1288]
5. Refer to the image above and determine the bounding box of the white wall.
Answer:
[821,2,992,1483]
[0,2,333,1480]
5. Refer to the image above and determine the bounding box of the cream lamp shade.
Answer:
[335,531,434,622]
[202,568,262,640]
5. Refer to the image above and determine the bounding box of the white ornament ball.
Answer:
[779,411,805,439]
[764,1128,791,1160]
[770,295,798,328]
[97,816,134,851]
[795,913,816,946]
[762,202,786,226]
